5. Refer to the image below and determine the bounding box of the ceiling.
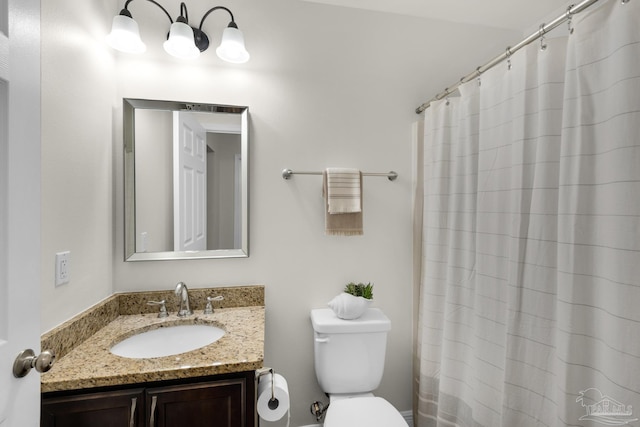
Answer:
[300,0,570,31]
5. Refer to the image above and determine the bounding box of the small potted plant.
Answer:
[328,282,374,320]
[344,282,374,299]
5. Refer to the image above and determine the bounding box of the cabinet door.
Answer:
[41,388,145,427]
[147,379,246,427]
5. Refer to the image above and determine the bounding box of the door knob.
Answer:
[13,349,56,378]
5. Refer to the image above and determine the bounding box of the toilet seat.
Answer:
[323,396,407,427]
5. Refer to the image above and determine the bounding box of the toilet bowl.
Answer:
[323,396,406,427]
[310,308,406,427]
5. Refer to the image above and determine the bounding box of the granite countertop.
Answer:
[41,286,265,393]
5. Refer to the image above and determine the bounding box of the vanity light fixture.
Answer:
[106,0,250,63]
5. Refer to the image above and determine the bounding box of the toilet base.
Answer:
[323,396,407,427]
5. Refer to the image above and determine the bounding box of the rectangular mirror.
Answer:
[124,98,249,261]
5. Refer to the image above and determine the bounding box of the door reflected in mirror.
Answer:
[124,99,248,261]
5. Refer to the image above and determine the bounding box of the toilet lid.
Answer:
[324,397,407,427]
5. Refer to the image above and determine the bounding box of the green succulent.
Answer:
[344,282,374,300]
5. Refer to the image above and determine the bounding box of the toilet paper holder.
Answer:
[256,367,279,410]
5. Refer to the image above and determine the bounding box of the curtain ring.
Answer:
[566,5,575,34]
[565,4,574,18]
[437,89,449,102]
[505,47,512,70]
[539,24,548,51]
[538,23,546,36]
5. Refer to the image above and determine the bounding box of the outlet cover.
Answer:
[55,251,70,286]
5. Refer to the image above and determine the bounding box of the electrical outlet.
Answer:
[55,251,70,286]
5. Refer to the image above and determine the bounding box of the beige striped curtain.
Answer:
[415,1,640,426]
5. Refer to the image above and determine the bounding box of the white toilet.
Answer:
[310,307,407,427]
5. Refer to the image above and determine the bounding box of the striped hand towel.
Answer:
[325,168,362,214]
[323,170,363,236]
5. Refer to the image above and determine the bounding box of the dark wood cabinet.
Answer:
[147,379,245,427]
[41,388,145,427]
[41,371,255,427]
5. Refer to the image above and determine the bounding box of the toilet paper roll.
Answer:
[257,373,290,422]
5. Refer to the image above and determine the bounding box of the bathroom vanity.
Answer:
[40,286,265,427]
[41,371,254,427]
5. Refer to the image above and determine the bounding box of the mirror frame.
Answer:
[123,98,249,261]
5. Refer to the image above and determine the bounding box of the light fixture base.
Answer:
[192,28,210,52]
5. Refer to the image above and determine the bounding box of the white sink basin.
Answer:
[110,324,225,359]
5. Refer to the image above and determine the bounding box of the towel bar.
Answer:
[281,169,398,181]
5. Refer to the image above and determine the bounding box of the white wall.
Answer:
[40,0,521,425]
[40,0,116,330]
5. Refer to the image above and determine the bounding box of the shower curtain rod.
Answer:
[415,0,604,114]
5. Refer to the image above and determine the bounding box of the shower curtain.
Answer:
[415,1,640,426]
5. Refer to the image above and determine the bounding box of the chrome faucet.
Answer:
[175,282,193,317]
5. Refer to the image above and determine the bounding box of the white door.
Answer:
[0,0,42,426]
[173,112,207,251]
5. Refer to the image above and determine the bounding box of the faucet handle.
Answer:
[204,296,224,315]
[147,300,168,318]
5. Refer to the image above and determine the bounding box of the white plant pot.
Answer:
[327,293,372,320]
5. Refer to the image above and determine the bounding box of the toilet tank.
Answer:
[310,308,391,394]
